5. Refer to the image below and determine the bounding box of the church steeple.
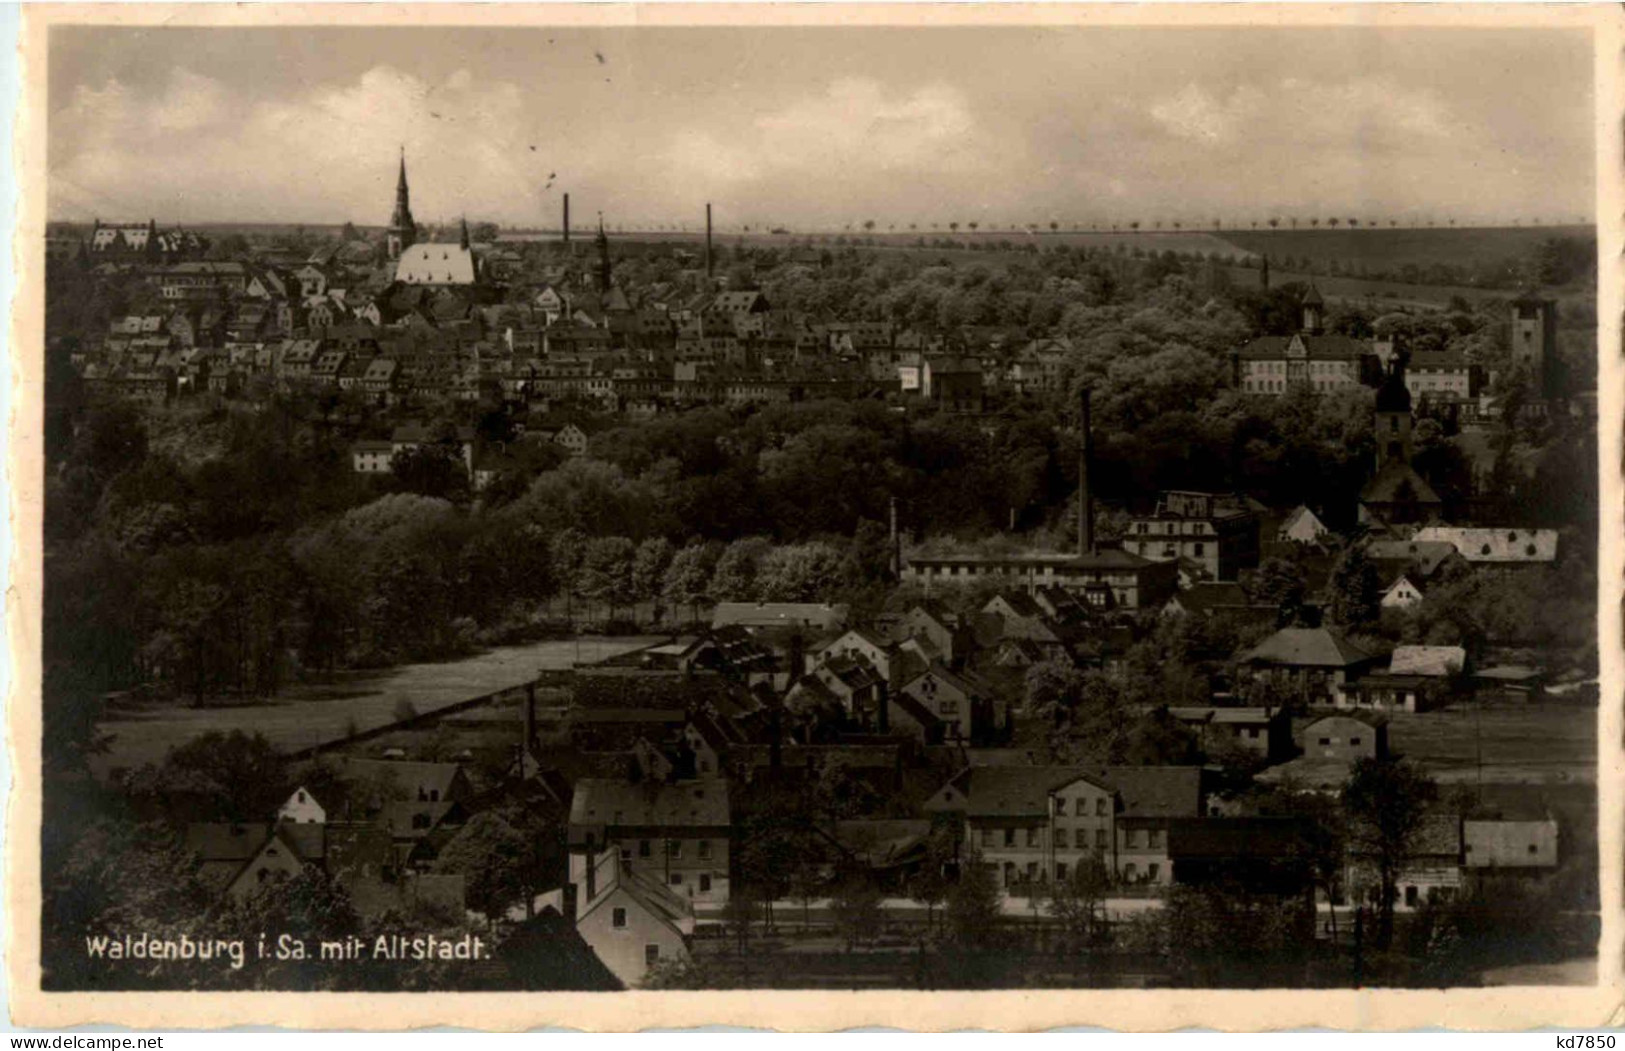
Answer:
[595,212,613,292]
[459,215,470,251]
[387,147,417,261]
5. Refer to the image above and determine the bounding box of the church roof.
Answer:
[1360,461,1441,506]
[395,243,478,286]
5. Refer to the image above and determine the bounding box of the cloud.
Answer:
[51,64,545,224]
[1149,76,1454,148]
[656,77,988,220]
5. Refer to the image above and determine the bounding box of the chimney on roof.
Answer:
[1078,386,1095,556]
[563,193,571,246]
[705,204,713,279]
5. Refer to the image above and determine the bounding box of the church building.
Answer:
[1358,354,1443,527]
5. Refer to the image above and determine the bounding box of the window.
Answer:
[670,873,683,885]
[1124,863,1138,881]
[1025,862,1038,882]
[1319,737,1332,746]
[700,874,712,893]
[698,840,713,861]
[1095,829,1107,848]
[1096,798,1108,816]
[639,840,652,858]
[1054,797,1068,816]
[1026,827,1040,848]
[1350,737,1362,747]
[1149,829,1163,849]
[1004,829,1016,848]
[1055,828,1068,849]
[981,828,995,848]
[1404,886,1419,907]
[1055,862,1068,882]
[645,944,660,966]
[1148,863,1160,881]
[667,840,683,859]
[1528,844,1539,854]
[612,908,627,929]
[1193,543,1204,557]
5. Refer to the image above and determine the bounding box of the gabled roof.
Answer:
[1388,645,1466,677]
[1235,333,1371,361]
[1412,526,1558,563]
[1360,461,1442,505]
[1365,540,1461,578]
[334,758,464,801]
[1242,627,1373,668]
[185,822,270,862]
[576,848,693,937]
[569,778,730,828]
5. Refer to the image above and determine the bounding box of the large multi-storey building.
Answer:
[1120,490,1260,582]
[567,778,732,907]
[901,548,1178,611]
[925,764,1204,890]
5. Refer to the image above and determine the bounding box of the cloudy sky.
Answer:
[49,25,1595,230]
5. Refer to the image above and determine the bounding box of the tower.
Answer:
[1374,352,1413,471]
[1301,283,1324,334]
[595,213,613,292]
[1510,290,1558,397]
[386,148,417,261]
[459,215,471,251]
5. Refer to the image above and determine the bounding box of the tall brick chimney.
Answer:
[705,203,713,278]
[562,193,571,245]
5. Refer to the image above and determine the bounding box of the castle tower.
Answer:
[1374,352,1413,471]
[386,148,417,261]
[1301,283,1324,334]
[1510,290,1558,397]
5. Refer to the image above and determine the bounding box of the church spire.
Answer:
[459,215,470,251]
[387,147,417,261]
[595,212,612,292]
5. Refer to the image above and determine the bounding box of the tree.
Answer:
[435,807,561,925]
[710,536,771,600]
[142,730,287,822]
[1047,851,1113,949]
[946,847,1002,948]
[1254,556,1309,625]
[1342,757,1438,949]
[389,444,471,503]
[660,541,715,626]
[630,536,675,617]
[908,822,957,933]
[1327,545,1382,628]
[576,536,637,621]
[829,874,884,952]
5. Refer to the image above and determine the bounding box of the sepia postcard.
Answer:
[8,1,1624,1032]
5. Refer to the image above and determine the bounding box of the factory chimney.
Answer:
[562,193,571,245]
[1078,387,1094,556]
[705,203,713,278]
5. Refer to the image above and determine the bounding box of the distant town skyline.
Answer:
[49,25,1596,231]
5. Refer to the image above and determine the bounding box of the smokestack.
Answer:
[705,203,713,278]
[563,193,571,245]
[1079,387,1094,556]
[876,680,890,734]
[889,497,900,577]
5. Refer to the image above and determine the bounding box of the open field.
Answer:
[90,636,657,779]
[1223,266,1526,309]
[1222,225,1592,272]
[1386,701,1596,787]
